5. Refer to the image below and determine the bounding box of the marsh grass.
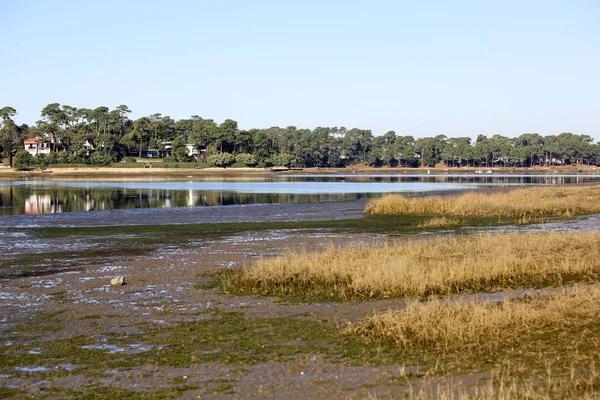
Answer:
[417,216,461,228]
[222,232,600,300]
[364,185,600,218]
[484,361,600,400]
[342,289,600,354]
[404,360,600,399]
[358,291,600,399]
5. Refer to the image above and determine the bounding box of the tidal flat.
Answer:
[1,192,600,398]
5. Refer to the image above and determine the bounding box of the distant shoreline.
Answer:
[0,164,598,178]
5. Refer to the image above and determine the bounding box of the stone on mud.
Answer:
[110,276,125,286]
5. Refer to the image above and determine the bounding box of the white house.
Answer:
[186,144,199,158]
[83,139,94,155]
[186,144,207,159]
[24,138,51,156]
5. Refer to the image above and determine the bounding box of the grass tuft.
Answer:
[417,216,461,228]
[364,185,600,218]
[222,232,600,300]
[342,289,600,354]
[352,290,600,399]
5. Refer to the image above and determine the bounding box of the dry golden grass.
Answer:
[364,185,600,218]
[223,232,600,300]
[417,216,461,228]
[404,370,600,400]
[343,289,600,354]
[359,291,600,399]
[403,361,600,399]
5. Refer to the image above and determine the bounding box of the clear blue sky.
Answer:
[2,0,599,141]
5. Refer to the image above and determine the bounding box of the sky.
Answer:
[1,0,599,141]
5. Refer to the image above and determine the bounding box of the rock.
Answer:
[110,276,125,286]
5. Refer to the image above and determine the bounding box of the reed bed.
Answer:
[343,289,600,354]
[364,185,600,218]
[222,232,600,300]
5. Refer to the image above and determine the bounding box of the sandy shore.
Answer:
[0,164,597,178]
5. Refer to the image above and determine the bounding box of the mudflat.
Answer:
[1,191,600,398]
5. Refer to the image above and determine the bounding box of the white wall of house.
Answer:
[186,144,199,158]
[24,141,51,156]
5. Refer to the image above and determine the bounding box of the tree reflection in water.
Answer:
[0,174,597,215]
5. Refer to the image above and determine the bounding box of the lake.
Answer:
[0,173,598,215]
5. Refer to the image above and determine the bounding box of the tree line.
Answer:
[1,104,599,169]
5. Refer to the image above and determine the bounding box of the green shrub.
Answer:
[172,136,189,162]
[208,153,235,167]
[270,153,294,167]
[89,152,113,166]
[235,153,258,167]
[13,149,33,170]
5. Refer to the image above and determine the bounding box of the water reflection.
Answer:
[0,174,598,215]
[24,195,62,214]
[0,185,385,216]
[291,174,598,185]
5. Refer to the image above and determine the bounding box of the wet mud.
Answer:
[1,200,599,398]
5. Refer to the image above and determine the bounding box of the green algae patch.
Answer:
[137,311,353,367]
[29,214,491,240]
[13,324,63,333]
[0,244,152,280]
[1,311,427,374]
[0,388,23,398]
[40,385,200,400]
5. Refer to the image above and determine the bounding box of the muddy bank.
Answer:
[2,193,600,398]
[0,228,421,399]
[2,220,599,398]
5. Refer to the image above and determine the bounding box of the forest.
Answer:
[1,104,598,169]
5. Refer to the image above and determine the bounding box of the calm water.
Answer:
[0,174,598,215]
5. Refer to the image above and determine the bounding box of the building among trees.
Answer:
[23,138,51,156]
[2,103,599,169]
